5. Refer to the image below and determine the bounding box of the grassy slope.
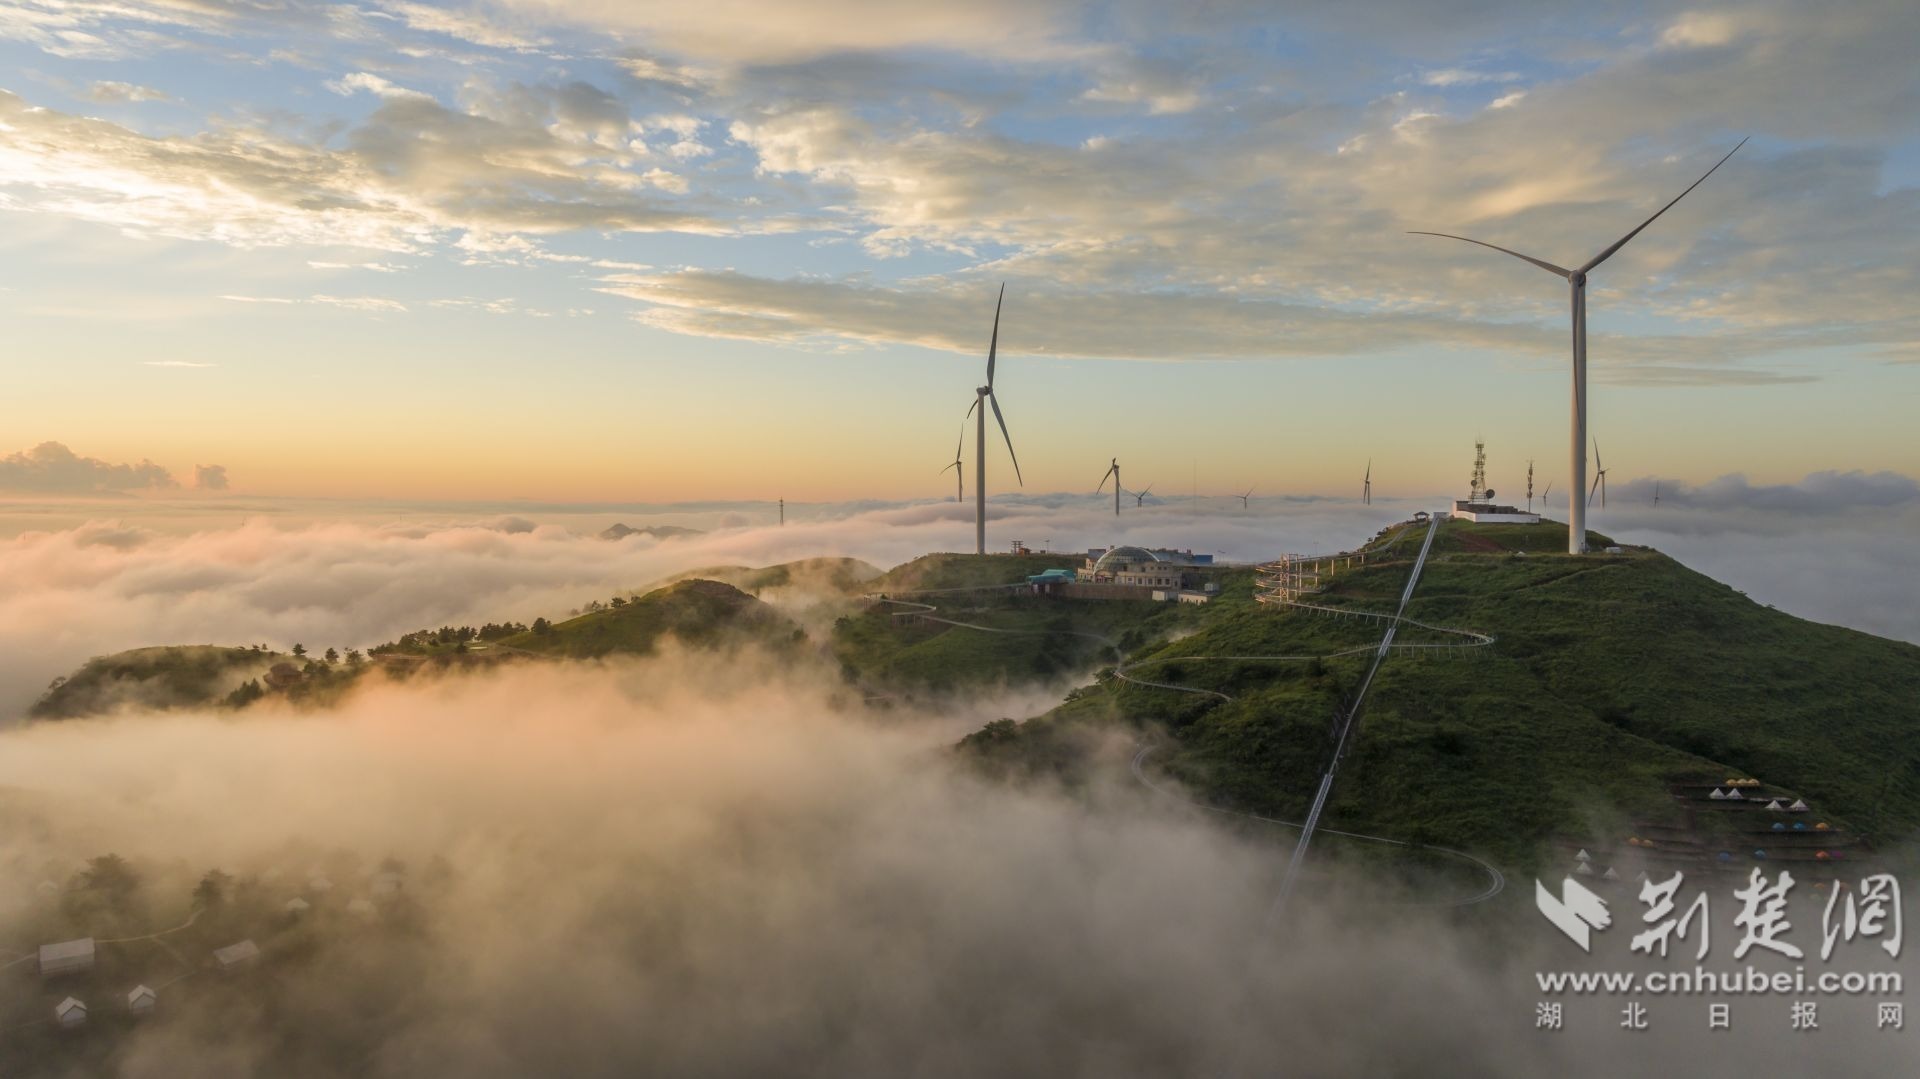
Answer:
[868,552,1082,593]
[967,518,1920,867]
[498,579,804,660]
[29,645,285,719]
[661,557,883,596]
[837,553,1220,693]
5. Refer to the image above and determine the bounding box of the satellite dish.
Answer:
[1485,488,1497,500]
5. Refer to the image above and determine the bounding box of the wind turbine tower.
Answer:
[1412,139,1746,553]
[1097,458,1122,517]
[1362,460,1372,505]
[962,285,1022,554]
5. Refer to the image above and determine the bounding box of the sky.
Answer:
[0,0,1916,503]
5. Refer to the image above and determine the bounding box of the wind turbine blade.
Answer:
[1579,138,1748,274]
[1407,232,1571,278]
[985,282,1005,388]
[989,394,1022,486]
[1592,438,1603,472]
[1589,475,1602,507]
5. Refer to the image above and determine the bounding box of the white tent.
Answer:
[1575,862,1594,875]
[346,897,376,919]
[38,938,95,978]
[1766,799,1785,811]
[307,875,334,894]
[1602,867,1620,880]
[1574,849,1592,862]
[127,985,156,1016]
[1726,789,1744,800]
[1789,799,1810,812]
[55,997,87,1028]
[1708,788,1727,799]
[285,897,310,914]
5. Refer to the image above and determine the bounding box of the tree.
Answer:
[291,643,307,657]
[345,648,365,667]
[610,596,627,608]
[532,617,551,635]
[192,869,233,911]
[323,647,339,664]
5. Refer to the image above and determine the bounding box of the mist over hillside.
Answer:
[3,650,1909,1077]
[5,475,1917,720]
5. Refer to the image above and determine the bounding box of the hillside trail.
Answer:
[868,515,1505,907]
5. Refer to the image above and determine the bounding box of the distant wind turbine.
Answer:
[1542,478,1553,506]
[1411,138,1746,553]
[1587,439,1609,508]
[939,428,964,503]
[1362,460,1372,506]
[1653,480,1661,507]
[1238,487,1254,510]
[1135,483,1154,508]
[962,285,1021,554]
[1097,458,1122,517]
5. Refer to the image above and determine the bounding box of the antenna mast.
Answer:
[1526,459,1534,512]
[1469,438,1487,503]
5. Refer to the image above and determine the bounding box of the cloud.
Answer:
[378,0,548,50]
[194,464,230,490]
[325,71,430,100]
[1419,68,1519,87]
[494,0,1082,64]
[0,441,176,495]
[597,269,1824,381]
[85,80,170,103]
[143,359,217,367]
[0,85,742,255]
[1612,469,1920,515]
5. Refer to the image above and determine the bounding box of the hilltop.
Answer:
[598,523,705,541]
[661,556,882,597]
[495,579,804,659]
[961,518,1920,870]
[30,645,286,719]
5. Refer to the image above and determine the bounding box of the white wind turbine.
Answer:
[938,419,965,503]
[961,285,1021,554]
[1587,438,1610,509]
[1097,458,1122,517]
[1237,487,1254,510]
[1135,483,1154,508]
[1411,139,1746,553]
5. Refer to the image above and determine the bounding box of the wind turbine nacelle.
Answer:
[1569,271,1587,286]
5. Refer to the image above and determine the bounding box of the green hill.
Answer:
[661,556,883,597]
[29,645,285,719]
[868,552,1081,593]
[963,518,1920,869]
[835,552,1221,693]
[499,579,805,660]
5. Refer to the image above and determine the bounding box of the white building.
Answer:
[1450,500,1540,524]
[54,996,87,1029]
[127,985,157,1016]
[285,897,311,915]
[213,939,260,971]
[1082,546,1220,589]
[39,938,95,978]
